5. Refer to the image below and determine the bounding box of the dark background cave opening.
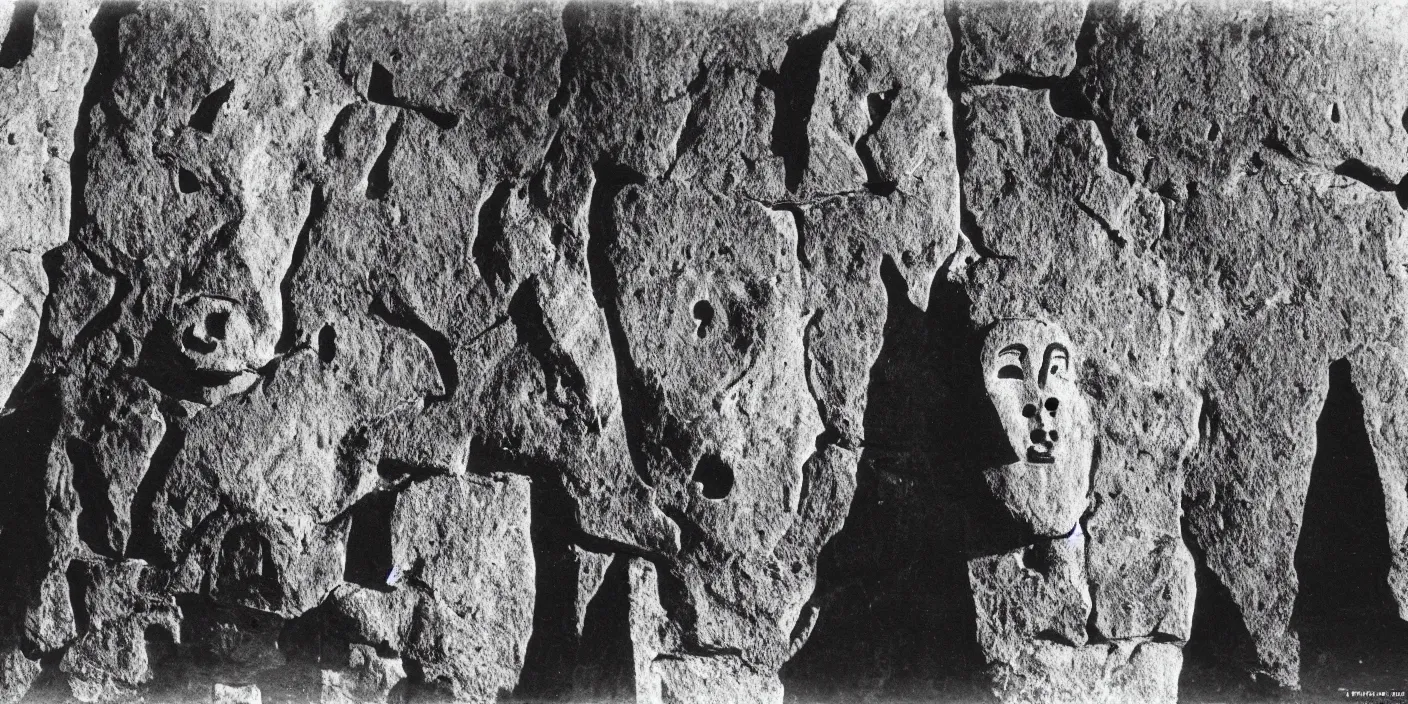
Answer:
[1180,358,1408,703]
[1290,358,1408,700]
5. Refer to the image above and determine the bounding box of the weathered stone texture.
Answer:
[3,1,1408,703]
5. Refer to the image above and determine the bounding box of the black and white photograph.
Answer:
[2,0,1407,701]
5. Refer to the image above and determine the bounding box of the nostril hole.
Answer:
[182,327,216,354]
[1030,428,1047,444]
[1045,397,1059,413]
[205,310,229,340]
[178,168,201,194]
[1022,404,1037,418]
[692,300,714,339]
[692,454,733,500]
[1049,430,1059,442]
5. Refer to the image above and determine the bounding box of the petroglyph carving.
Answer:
[980,318,1093,538]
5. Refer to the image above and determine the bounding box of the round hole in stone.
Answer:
[692,299,714,339]
[178,168,201,194]
[1022,403,1037,418]
[1045,397,1060,413]
[1050,430,1060,442]
[692,454,733,500]
[1030,428,1047,444]
[1021,544,1049,574]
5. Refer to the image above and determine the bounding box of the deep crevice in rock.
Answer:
[64,561,89,638]
[126,415,186,566]
[365,113,403,200]
[275,184,323,354]
[1178,514,1269,700]
[546,2,586,119]
[176,167,201,194]
[784,260,989,701]
[1333,158,1398,194]
[317,323,336,364]
[516,475,589,701]
[1291,358,1408,697]
[343,489,397,592]
[188,79,234,134]
[585,160,653,488]
[759,21,835,192]
[0,2,37,70]
[855,85,900,196]
[474,180,515,296]
[570,553,637,700]
[665,61,709,180]
[66,243,132,363]
[368,291,458,403]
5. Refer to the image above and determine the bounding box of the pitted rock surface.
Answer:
[3,2,1408,704]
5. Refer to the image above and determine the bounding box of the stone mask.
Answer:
[979,319,1093,537]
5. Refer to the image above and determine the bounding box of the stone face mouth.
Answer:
[1026,447,1056,464]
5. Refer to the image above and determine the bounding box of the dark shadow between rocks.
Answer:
[1177,513,1271,704]
[781,256,998,703]
[513,473,593,702]
[1290,358,1408,701]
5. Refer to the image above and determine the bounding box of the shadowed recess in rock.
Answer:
[187,79,233,134]
[343,490,397,592]
[516,474,592,701]
[782,263,989,702]
[1291,358,1408,699]
[759,21,834,193]
[1177,513,1270,703]
[0,2,37,69]
[366,61,459,130]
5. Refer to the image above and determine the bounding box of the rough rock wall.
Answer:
[0,1,1406,703]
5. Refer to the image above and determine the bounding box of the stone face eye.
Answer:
[1045,344,1070,380]
[1045,397,1059,412]
[995,344,1026,380]
[1023,403,1037,418]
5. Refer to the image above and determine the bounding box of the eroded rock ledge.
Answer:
[2,1,1407,703]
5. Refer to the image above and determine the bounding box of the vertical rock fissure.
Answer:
[473,180,515,297]
[126,414,186,566]
[70,3,137,246]
[854,85,899,196]
[365,112,403,200]
[760,20,836,193]
[943,1,997,259]
[274,184,324,354]
[1291,358,1406,695]
[585,161,654,488]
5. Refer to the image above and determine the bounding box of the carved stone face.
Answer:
[145,294,261,404]
[170,294,257,376]
[979,319,1093,537]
